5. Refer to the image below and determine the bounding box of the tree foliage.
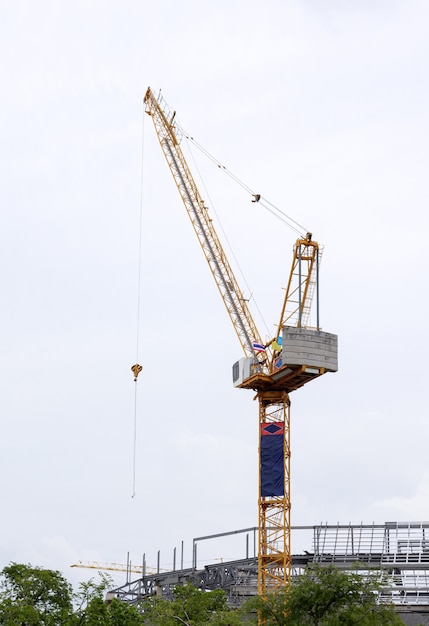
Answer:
[140,583,249,625]
[73,574,143,625]
[0,563,74,625]
[247,563,404,626]
[0,564,142,626]
[0,562,407,626]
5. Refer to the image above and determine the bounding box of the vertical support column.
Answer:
[257,390,291,597]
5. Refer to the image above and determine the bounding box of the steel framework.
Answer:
[257,390,291,593]
[109,522,429,613]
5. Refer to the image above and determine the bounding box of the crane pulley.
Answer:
[143,87,338,596]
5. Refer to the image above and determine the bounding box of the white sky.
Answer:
[1,0,428,591]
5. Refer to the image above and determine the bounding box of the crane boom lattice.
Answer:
[144,88,263,359]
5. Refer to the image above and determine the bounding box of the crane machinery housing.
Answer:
[143,87,338,596]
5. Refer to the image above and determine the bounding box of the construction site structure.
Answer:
[110,521,429,626]
[143,87,338,594]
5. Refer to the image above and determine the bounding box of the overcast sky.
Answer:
[1,0,428,591]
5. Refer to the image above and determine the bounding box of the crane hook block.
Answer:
[131,364,143,381]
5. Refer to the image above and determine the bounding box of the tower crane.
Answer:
[143,87,338,595]
[71,560,163,577]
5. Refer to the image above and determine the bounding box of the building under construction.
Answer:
[107,521,429,626]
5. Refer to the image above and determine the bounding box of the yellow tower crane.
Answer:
[71,560,162,576]
[143,87,338,595]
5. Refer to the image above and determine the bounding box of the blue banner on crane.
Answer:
[260,422,284,497]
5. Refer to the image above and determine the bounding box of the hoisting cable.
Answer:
[182,132,310,238]
[129,102,146,498]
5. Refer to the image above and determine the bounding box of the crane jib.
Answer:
[162,140,255,356]
[146,92,262,359]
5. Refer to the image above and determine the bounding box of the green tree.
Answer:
[247,564,404,626]
[73,574,143,625]
[0,563,143,626]
[140,583,248,625]
[0,562,74,625]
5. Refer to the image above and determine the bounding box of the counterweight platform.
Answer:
[234,329,338,393]
[236,364,328,393]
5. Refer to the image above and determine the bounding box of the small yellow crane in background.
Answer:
[71,560,162,577]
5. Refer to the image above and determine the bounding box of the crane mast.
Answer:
[144,88,338,598]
